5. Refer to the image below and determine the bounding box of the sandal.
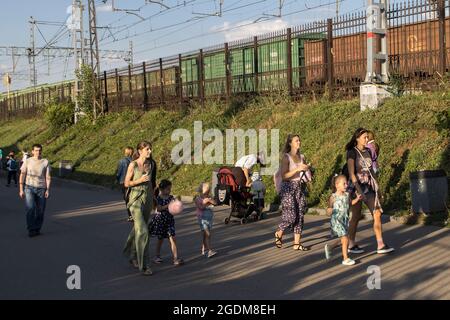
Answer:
[142,267,153,276]
[274,232,283,248]
[129,259,139,268]
[293,243,309,251]
[173,258,184,266]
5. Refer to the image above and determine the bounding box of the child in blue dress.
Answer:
[149,179,184,266]
[324,174,362,266]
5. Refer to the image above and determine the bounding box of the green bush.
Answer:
[44,102,74,134]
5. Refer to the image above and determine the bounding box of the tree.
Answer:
[75,64,95,119]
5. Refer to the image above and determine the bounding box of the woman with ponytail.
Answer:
[345,128,394,255]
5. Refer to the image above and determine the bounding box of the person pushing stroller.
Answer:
[232,152,266,188]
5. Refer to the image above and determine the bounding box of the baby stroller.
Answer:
[214,167,263,225]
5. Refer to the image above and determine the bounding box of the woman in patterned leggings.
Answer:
[274,134,312,251]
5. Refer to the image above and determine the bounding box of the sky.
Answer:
[0,0,385,91]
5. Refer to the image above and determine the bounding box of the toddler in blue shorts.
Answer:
[194,182,217,258]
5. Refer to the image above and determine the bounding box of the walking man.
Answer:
[19,144,51,237]
[117,146,133,222]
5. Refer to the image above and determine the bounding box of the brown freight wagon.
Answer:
[389,17,450,76]
[102,65,180,108]
[304,33,366,85]
[304,17,450,84]
[333,33,366,84]
[146,66,179,105]
[304,39,326,85]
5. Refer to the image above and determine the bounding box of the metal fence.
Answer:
[1,0,449,120]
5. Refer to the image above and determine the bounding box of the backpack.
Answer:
[9,159,17,171]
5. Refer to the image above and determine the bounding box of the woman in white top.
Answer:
[274,134,311,251]
[233,152,266,187]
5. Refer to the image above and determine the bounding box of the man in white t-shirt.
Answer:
[233,151,266,187]
[19,144,51,237]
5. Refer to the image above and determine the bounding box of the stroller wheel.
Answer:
[224,217,230,224]
[240,218,247,225]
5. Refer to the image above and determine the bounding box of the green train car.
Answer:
[181,55,199,98]
[179,33,326,97]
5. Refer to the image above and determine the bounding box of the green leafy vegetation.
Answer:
[1,89,449,223]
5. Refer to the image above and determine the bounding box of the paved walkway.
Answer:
[0,180,449,299]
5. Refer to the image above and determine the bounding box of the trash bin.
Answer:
[59,160,73,177]
[410,170,448,214]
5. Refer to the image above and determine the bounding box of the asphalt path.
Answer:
[0,179,449,299]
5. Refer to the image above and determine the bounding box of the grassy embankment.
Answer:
[1,90,449,225]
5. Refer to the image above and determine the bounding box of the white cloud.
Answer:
[211,19,289,42]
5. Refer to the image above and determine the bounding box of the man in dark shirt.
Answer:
[117,147,133,222]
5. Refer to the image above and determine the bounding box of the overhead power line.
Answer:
[133,0,348,55]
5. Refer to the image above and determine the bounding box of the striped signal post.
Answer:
[360,0,391,110]
[365,0,389,83]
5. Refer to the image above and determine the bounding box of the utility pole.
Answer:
[29,16,37,110]
[72,0,84,123]
[129,40,134,66]
[28,17,37,88]
[336,0,339,17]
[360,0,391,110]
[88,0,103,118]
[2,73,11,99]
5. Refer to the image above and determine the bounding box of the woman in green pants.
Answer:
[123,141,154,275]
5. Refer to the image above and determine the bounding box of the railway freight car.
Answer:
[229,33,327,94]
[388,17,450,76]
[305,17,450,84]
[204,51,227,96]
[179,33,327,98]
[257,34,324,91]
[103,64,179,109]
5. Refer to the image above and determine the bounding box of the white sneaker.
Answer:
[377,245,394,254]
[342,258,356,266]
[207,250,217,258]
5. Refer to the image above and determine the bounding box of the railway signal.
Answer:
[360,0,391,111]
